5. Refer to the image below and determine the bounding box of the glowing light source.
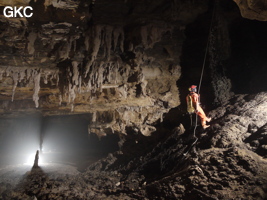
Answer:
[23,151,44,166]
[23,153,36,165]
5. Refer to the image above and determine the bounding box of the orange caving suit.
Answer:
[186,92,209,127]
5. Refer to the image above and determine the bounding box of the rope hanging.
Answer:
[198,0,217,96]
[193,1,217,137]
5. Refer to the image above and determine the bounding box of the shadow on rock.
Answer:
[14,166,48,200]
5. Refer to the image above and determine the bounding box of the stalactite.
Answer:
[160,112,163,122]
[42,68,59,85]
[26,69,32,81]
[84,25,125,78]
[55,71,59,86]
[84,60,93,78]
[66,61,80,110]
[108,63,116,83]
[78,75,82,93]
[43,72,49,84]
[62,85,68,100]
[104,25,113,61]
[113,27,120,51]
[6,67,11,77]
[85,34,90,51]
[114,61,118,84]
[59,94,62,106]
[33,70,41,108]
[113,26,124,52]
[64,40,71,60]
[90,63,96,88]
[92,111,97,122]
[71,103,74,112]
[98,62,105,92]
[72,61,79,86]
[19,70,26,83]
[86,78,92,92]
[68,83,76,111]
[92,25,102,60]
[84,25,102,78]
[12,71,19,102]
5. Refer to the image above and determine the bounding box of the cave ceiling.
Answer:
[0,0,266,132]
[233,0,267,21]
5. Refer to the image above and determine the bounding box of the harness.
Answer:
[186,93,195,114]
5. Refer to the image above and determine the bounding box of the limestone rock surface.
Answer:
[0,92,267,199]
[234,0,267,21]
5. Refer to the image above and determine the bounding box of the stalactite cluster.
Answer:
[0,67,59,108]
[0,0,184,137]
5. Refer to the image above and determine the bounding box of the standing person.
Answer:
[186,85,211,129]
[33,150,39,168]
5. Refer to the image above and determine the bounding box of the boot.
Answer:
[206,117,211,122]
[203,124,210,129]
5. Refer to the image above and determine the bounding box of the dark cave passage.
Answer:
[0,114,120,171]
[178,2,214,113]
[179,0,267,113]
[227,19,267,94]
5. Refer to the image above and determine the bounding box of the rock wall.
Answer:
[234,0,267,21]
[208,2,233,105]
[0,93,267,199]
[0,0,211,136]
[0,1,267,200]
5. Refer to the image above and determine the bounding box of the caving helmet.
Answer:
[189,85,197,92]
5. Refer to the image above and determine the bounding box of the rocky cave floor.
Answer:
[1,92,267,200]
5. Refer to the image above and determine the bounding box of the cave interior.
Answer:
[0,0,267,199]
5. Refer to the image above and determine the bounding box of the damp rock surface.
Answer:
[0,93,267,199]
[0,0,267,199]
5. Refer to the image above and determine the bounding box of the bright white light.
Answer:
[23,153,35,165]
[23,152,44,166]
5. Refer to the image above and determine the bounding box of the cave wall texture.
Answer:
[0,0,267,199]
[0,0,266,152]
[1,0,266,125]
[0,0,266,124]
[0,0,212,138]
[0,0,203,136]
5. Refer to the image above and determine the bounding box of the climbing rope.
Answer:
[192,1,217,139]
[197,0,217,96]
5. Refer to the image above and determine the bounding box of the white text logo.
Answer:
[3,6,33,18]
